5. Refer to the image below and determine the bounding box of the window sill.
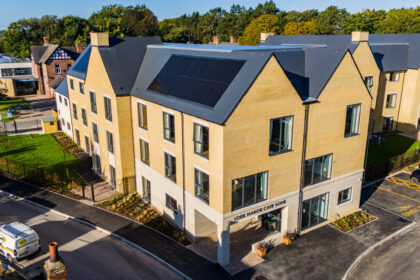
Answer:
[344,133,359,138]
[338,199,352,206]
[194,152,209,161]
[195,195,209,205]
[141,160,150,166]
[139,126,148,131]
[164,138,175,145]
[269,149,293,157]
[165,176,176,183]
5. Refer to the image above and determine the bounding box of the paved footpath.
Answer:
[0,175,230,280]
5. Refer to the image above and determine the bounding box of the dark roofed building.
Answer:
[30,37,86,97]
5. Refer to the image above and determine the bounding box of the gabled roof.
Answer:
[131,44,348,124]
[369,43,409,72]
[98,36,162,96]
[55,78,68,97]
[67,44,92,80]
[274,48,347,100]
[30,46,48,64]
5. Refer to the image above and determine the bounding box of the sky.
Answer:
[0,0,419,29]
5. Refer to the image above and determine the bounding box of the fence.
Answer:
[364,149,420,182]
[1,119,42,135]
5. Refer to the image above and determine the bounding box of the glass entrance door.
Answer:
[301,193,329,230]
[260,208,282,232]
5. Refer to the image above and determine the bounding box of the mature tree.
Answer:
[59,16,91,45]
[3,18,40,58]
[343,9,386,34]
[38,15,61,43]
[316,6,349,34]
[89,5,124,36]
[0,38,4,53]
[216,5,253,41]
[377,8,420,33]
[199,8,223,43]
[239,14,280,45]
[159,18,189,42]
[252,1,280,18]
[121,5,159,36]
[283,20,317,35]
[285,10,318,23]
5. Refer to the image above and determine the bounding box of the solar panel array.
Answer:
[148,55,245,107]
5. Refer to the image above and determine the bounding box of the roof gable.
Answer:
[67,45,92,80]
[55,78,68,97]
[370,43,409,72]
[30,46,48,64]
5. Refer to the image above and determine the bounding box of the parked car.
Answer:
[410,169,420,183]
[0,222,40,261]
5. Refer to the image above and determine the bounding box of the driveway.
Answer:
[0,192,182,280]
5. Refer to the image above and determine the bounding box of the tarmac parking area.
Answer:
[362,171,420,222]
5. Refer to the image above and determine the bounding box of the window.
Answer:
[69,79,74,90]
[93,154,101,174]
[301,193,329,230]
[61,119,65,126]
[142,177,151,202]
[345,104,361,136]
[81,108,87,126]
[338,188,352,204]
[390,72,400,82]
[269,116,293,155]
[383,117,393,131]
[193,124,209,158]
[104,97,112,121]
[79,81,84,94]
[137,103,147,129]
[55,64,61,74]
[1,69,13,77]
[72,103,77,120]
[164,153,176,182]
[66,123,70,130]
[165,194,177,211]
[106,131,114,154]
[85,136,90,154]
[386,94,397,108]
[92,122,99,143]
[365,76,373,92]
[109,165,116,186]
[140,139,149,165]
[163,112,175,142]
[90,91,97,114]
[195,169,209,203]
[75,129,80,146]
[64,98,68,106]
[304,154,332,186]
[68,64,72,69]
[59,95,62,103]
[232,172,268,211]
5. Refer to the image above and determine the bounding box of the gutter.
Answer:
[297,104,310,233]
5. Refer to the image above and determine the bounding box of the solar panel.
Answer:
[147,55,245,107]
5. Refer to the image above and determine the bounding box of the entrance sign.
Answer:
[231,199,286,223]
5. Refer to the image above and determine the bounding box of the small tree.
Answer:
[239,14,280,45]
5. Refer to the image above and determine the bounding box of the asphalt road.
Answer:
[0,192,182,280]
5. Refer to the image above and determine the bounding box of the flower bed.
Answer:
[52,132,83,154]
[97,193,190,245]
[331,210,375,232]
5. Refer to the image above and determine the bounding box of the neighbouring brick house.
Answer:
[30,37,86,97]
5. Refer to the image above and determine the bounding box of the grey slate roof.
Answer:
[67,44,92,80]
[369,43,409,72]
[30,46,48,64]
[55,78,68,98]
[131,44,349,124]
[98,36,162,96]
[262,35,360,53]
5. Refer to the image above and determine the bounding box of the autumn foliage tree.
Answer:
[239,14,281,45]
[283,20,317,35]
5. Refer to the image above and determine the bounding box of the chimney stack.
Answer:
[76,42,87,54]
[44,242,68,280]
[43,37,50,45]
[260,33,274,43]
[213,36,220,45]
[352,31,369,42]
[229,36,236,43]
[90,32,109,47]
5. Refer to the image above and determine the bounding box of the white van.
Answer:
[0,222,40,261]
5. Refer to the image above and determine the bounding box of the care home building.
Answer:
[62,32,372,267]
[129,43,371,265]
[262,32,420,136]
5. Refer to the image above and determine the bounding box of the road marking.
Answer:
[400,205,411,210]
[385,177,420,192]
[402,206,420,217]
[377,186,420,203]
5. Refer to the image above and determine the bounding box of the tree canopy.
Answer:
[1,2,419,57]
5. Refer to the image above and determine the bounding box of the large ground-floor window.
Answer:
[232,171,268,211]
[301,192,329,230]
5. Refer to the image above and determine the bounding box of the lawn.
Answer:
[0,134,84,185]
[367,133,420,166]
[0,99,30,122]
